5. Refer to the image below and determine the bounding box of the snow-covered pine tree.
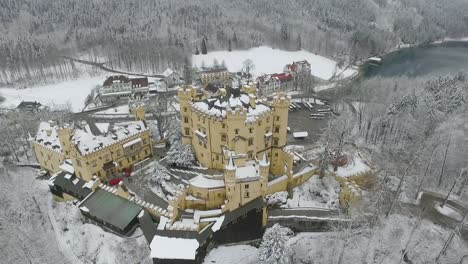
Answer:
[165,140,195,168]
[258,224,293,264]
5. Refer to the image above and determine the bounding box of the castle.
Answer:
[175,84,314,212]
[32,106,152,182]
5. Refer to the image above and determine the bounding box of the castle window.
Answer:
[235,129,239,135]
[275,152,279,157]
[76,159,82,167]
[222,124,226,129]
[274,126,280,133]
[249,127,253,133]
[185,128,190,136]
[273,138,279,145]
[244,192,250,198]
[266,117,270,123]
[265,142,269,148]
[184,117,189,123]
[183,107,188,112]
[275,116,280,121]
[248,138,254,146]
[245,184,249,189]
[221,134,227,141]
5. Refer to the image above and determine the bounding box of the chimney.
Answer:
[249,94,256,109]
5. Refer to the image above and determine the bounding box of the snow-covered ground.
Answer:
[204,214,468,264]
[203,245,259,264]
[335,153,372,178]
[192,46,357,80]
[0,166,151,264]
[95,123,110,134]
[0,74,105,112]
[285,175,340,209]
[434,202,464,221]
[51,202,151,264]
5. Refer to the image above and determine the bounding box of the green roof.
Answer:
[80,189,142,230]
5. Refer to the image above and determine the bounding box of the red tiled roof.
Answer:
[271,73,292,82]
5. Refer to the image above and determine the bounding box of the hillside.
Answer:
[1,0,468,84]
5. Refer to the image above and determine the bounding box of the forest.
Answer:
[1,0,468,85]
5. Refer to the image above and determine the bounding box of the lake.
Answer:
[362,41,468,78]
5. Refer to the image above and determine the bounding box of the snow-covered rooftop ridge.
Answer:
[34,121,63,153]
[150,235,199,260]
[190,92,271,122]
[72,120,147,155]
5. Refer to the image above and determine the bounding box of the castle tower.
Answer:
[225,106,248,166]
[224,155,239,211]
[57,125,73,158]
[132,105,146,121]
[270,93,291,175]
[178,85,195,144]
[258,153,270,195]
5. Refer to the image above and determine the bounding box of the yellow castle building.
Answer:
[178,85,290,175]
[174,84,316,213]
[32,106,153,181]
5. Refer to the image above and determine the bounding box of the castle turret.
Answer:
[224,155,239,211]
[259,153,270,195]
[178,85,195,144]
[132,105,146,121]
[57,125,73,158]
[270,93,291,175]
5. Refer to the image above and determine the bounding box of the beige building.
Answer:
[197,67,231,85]
[178,85,290,175]
[33,107,153,181]
[172,84,317,213]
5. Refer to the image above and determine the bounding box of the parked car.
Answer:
[109,177,123,186]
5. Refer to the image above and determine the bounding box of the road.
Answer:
[63,56,165,78]
[402,191,468,241]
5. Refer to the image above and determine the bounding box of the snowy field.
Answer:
[192,46,357,80]
[0,74,105,112]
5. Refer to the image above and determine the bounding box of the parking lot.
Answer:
[286,99,334,146]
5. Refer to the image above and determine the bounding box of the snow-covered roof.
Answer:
[189,175,225,189]
[162,68,174,77]
[293,131,308,138]
[72,120,147,155]
[59,160,74,174]
[150,235,199,260]
[235,162,260,182]
[34,121,63,153]
[190,92,271,122]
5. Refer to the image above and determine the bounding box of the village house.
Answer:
[284,60,311,76]
[162,68,182,87]
[256,73,293,96]
[98,75,150,104]
[197,66,231,86]
[17,101,46,112]
[32,106,153,181]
